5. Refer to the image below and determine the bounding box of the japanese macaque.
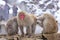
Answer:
[37,13,58,34]
[6,17,18,35]
[17,11,37,37]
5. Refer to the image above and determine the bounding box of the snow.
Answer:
[0,0,5,5]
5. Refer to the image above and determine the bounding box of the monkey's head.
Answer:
[18,11,25,20]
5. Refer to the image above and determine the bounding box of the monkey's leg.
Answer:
[26,26,32,37]
[41,30,48,40]
[20,26,24,37]
[32,24,36,35]
[26,27,30,35]
[41,34,47,40]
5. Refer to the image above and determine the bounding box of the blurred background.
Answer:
[0,0,60,35]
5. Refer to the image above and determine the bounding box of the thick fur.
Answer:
[37,13,58,34]
[17,11,37,36]
[43,33,55,40]
[6,17,18,35]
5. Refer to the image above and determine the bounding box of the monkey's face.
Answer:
[19,12,25,20]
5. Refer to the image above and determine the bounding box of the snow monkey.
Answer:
[37,13,58,34]
[6,17,18,35]
[17,11,37,37]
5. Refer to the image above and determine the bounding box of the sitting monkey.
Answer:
[37,13,58,34]
[6,17,18,35]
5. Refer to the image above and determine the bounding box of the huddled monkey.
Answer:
[37,13,58,34]
[6,17,18,35]
[17,11,37,37]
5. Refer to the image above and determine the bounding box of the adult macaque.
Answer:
[37,13,58,34]
[6,17,18,35]
[17,11,37,37]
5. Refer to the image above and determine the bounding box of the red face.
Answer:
[19,13,25,20]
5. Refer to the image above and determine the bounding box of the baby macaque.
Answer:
[6,17,18,35]
[17,11,37,37]
[37,13,58,34]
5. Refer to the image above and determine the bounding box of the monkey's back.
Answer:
[6,17,18,35]
[43,13,58,33]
